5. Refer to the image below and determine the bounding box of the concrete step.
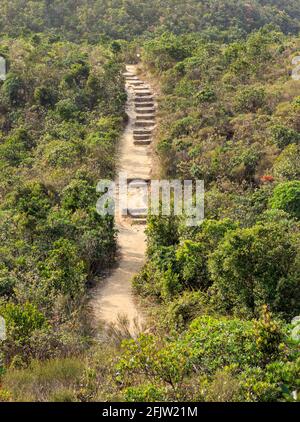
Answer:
[127,178,149,188]
[136,114,155,121]
[134,139,152,146]
[130,81,144,86]
[131,218,147,225]
[123,72,134,76]
[134,134,151,140]
[121,210,148,219]
[130,207,148,214]
[135,120,156,127]
[128,210,148,220]
[134,87,150,91]
[133,129,152,135]
[135,108,156,114]
[135,88,151,93]
[134,102,155,108]
[135,92,152,97]
[135,97,154,103]
[125,76,138,80]
[126,177,151,184]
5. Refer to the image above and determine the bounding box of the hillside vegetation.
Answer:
[0,0,299,403]
[0,36,126,369]
[1,1,300,41]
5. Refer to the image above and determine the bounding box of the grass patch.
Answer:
[2,357,85,402]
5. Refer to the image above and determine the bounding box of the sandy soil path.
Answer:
[90,65,155,332]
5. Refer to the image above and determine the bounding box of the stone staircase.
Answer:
[90,66,154,331]
[120,67,156,225]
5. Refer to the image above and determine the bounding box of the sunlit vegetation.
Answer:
[129,26,300,401]
[0,0,300,41]
[0,36,126,371]
[0,0,299,403]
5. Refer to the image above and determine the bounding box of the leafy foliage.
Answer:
[0,36,125,366]
[270,181,300,219]
[1,1,300,41]
[1,0,300,404]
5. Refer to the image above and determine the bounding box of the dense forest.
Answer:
[1,0,300,41]
[0,0,299,403]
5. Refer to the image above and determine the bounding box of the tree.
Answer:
[274,144,300,181]
[234,86,266,113]
[0,302,47,343]
[2,73,26,106]
[61,179,96,212]
[0,128,34,166]
[0,267,17,296]
[34,86,57,107]
[40,238,86,299]
[270,181,300,220]
[9,182,56,233]
[270,124,300,149]
[146,214,179,255]
[55,98,79,121]
[208,222,300,319]
[176,219,237,290]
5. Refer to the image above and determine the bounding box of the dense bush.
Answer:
[1,0,300,404]
[270,181,300,220]
[274,145,300,180]
[0,37,125,366]
[209,221,300,319]
[1,1,300,41]
[116,308,298,402]
[129,26,300,402]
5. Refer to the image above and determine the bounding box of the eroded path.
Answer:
[90,65,155,332]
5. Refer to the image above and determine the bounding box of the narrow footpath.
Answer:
[90,65,156,332]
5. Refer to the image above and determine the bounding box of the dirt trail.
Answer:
[90,65,155,332]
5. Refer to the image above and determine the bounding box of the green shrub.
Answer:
[234,87,266,113]
[270,181,300,219]
[146,214,179,255]
[124,384,165,402]
[63,62,90,88]
[175,240,206,288]
[34,86,57,107]
[116,312,294,401]
[208,222,300,318]
[55,99,79,121]
[170,116,198,138]
[160,266,182,300]
[2,74,26,106]
[239,358,300,402]
[165,291,209,330]
[61,179,96,211]
[117,334,192,390]
[9,182,55,231]
[41,140,82,167]
[271,125,300,149]
[274,145,300,180]
[195,86,217,104]
[0,267,17,296]
[186,316,260,372]
[0,129,34,166]
[40,238,86,298]
[0,302,47,343]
